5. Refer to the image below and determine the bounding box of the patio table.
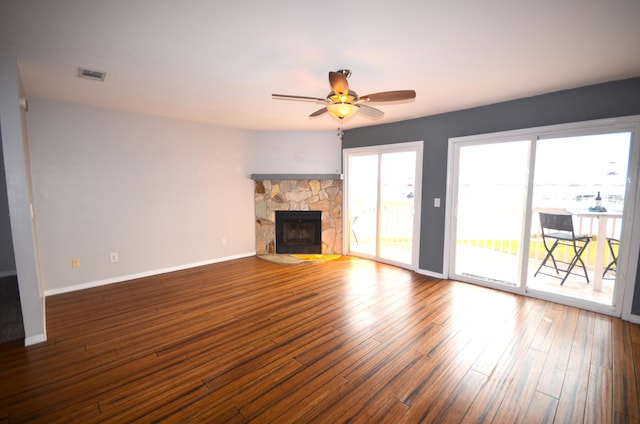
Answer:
[567,209,622,291]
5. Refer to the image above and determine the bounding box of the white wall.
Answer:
[27,99,257,293]
[251,130,342,174]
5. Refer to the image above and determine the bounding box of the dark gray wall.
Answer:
[0,144,16,274]
[343,77,640,312]
[635,259,640,315]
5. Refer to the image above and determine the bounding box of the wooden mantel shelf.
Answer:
[250,174,343,180]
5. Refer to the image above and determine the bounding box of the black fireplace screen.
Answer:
[275,210,322,254]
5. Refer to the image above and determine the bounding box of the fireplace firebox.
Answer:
[275,210,322,254]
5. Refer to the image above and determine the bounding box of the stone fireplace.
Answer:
[253,176,343,255]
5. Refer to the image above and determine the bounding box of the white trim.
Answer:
[412,143,424,271]
[343,141,424,271]
[416,268,446,279]
[25,333,47,346]
[0,270,17,278]
[526,289,619,316]
[451,115,640,143]
[44,252,256,296]
[443,143,454,280]
[628,314,640,325]
[620,126,640,320]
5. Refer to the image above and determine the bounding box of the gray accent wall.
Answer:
[342,77,640,312]
[0,145,16,274]
[635,259,640,315]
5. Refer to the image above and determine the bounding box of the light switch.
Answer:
[434,198,441,207]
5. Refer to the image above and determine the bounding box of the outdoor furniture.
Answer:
[603,238,619,278]
[567,209,622,290]
[534,213,591,285]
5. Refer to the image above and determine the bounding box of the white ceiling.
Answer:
[1,0,639,131]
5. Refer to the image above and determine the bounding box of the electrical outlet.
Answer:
[71,258,80,268]
[109,252,119,263]
[220,238,227,246]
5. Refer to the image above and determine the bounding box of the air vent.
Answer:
[78,67,106,81]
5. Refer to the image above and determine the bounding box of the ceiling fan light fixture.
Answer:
[273,70,415,121]
[328,90,357,104]
[327,102,358,119]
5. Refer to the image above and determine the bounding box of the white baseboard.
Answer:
[628,314,640,325]
[25,333,47,346]
[44,252,256,296]
[0,270,17,278]
[416,268,445,279]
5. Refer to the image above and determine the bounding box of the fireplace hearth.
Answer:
[275,211,322,254]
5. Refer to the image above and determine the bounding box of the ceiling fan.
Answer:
[272,69,416,120]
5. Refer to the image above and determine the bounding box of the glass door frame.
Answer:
[445,116,640,318]
[447,136,535,292]
[343,141,423,271]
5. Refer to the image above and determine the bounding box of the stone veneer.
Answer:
[254,179,343,255]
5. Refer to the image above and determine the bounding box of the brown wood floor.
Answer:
[1,256,639,423]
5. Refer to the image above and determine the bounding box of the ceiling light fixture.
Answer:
[273,69,415,121]
[327,102,359,119]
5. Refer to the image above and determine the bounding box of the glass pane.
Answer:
[380,151,416,264]
[528,132,631,305]
[454,141,530,286]
[348,155,378,256]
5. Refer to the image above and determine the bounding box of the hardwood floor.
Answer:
[1,255,639,423]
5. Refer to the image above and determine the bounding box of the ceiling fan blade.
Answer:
[359,90,416,102]
[309,107,328,117]
[329,71,349,96]
[358,104,384,118]
[272,94,327,103]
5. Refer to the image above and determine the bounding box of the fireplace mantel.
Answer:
[251,174,342,180]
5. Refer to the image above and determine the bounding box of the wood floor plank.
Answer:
[471,295,536,376]
[585,364,613,424]
[554,326,593,423]
[523,391,558,424]
[265,375,353,423]
[491,348,550,423]
[238,333,379,420]
[302,349,425,423]
[1,256,638,422]
[416,369,487,424]
[613,319,640,420]
[461,298,548,423]
[356,395,410,424]
[401,340,490,424]
[592,313,613,369]
[536,306,580,398]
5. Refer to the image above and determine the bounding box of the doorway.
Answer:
[452,139,531,287]
[448,117,639,315]
[344,142,423,269]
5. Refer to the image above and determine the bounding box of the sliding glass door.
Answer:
[448,118,639,314]
[528,132,631,304]
[452,140,531,286]
[345,142,422,269]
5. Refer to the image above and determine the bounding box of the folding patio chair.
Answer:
[534,212,591,285]
[603,238,619,278]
